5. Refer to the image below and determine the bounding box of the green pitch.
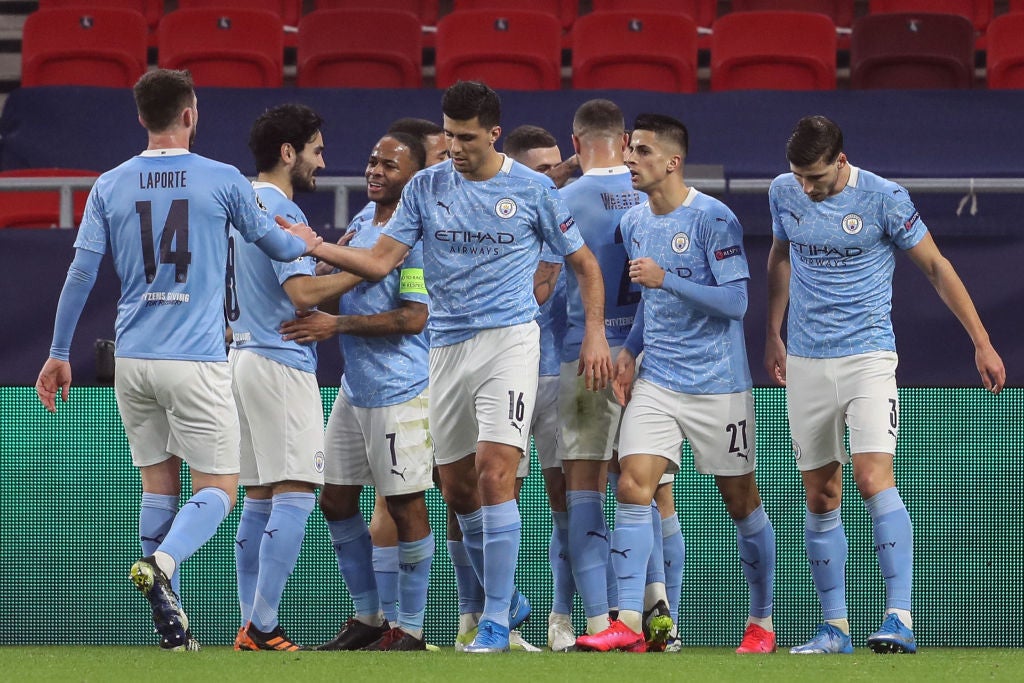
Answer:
[4,647,1024,683]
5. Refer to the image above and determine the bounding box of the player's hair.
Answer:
[573,99,625,138]
[503,125,558,158]
[388,117,444,142]
[383,131,427,171]
[442,81,501,129]
[248,103,324,174]
[632,113,689,157]
[133,69,195,133]
[786,115,844,167]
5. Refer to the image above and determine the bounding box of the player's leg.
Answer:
[319,392,388,650]
[369,492,400,626]
[784,356,854,655]
[845,352,915,654]
[234,485,271,649]
[361,391,435,651]
[232,352,322,650]
[558,358,620,637]
[577,379,679,653]
[653,481,683,651]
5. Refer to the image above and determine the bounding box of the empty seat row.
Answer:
[22,7,1024,91]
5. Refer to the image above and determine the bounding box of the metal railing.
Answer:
[3,175,1024,229]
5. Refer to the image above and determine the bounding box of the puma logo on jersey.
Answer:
[437,200,453,215]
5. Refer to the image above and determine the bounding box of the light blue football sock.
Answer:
[602,489,618,610]
[158,487,231,568]
[234,496,272,624]
[140,493,180,596]
[735,504,776,619]
[550,511,576,615]
[480,500,521,628]
[250,492,314,632]
[661,513,685,625]
[327,514,381,621]
[865,487,914,612]
[397,533,434,637]
[611,503,654,614]
[567,490,611,618]
[447,538,485,616]
[646,503,666,587]
[806,507,848,620]
[372,545,400,624]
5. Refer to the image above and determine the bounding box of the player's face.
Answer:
[365,135,417,207]
[443,115,500,179]
[422,133,450,167]
[512,145,562,174]
[790,152,848,202]
[291,130,325,193]
[625,129,676,194]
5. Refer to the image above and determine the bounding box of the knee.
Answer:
[319,487,359,521]
[616,471,653,506]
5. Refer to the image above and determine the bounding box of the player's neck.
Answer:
[461,149,504,182]
[257,170,293,200]
[373,202,397,226]
[646,178,689,215]
[579,139,624,173]
[146,130,191,152]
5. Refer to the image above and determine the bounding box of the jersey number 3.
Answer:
[137,199,191,284]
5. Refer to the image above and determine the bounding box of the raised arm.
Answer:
[280,301,427,344]
[312,233,410,282]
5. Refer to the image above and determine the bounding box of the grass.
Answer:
[4,647,1024,683]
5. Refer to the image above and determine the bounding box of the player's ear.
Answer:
[490,125,501,145]
[281,142,295,165]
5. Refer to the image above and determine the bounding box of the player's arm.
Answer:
[280,301,427,344]
[281,271,363,311]
[36,248,103,412]
[311,233,410,282]
[534,260,562,306]
[613,300,645,407]
[546,154,579,189]
[251,215,321,261]
[905,232,1005,394]
[764,237,791,386]
[564,244,613,391]
[628,257,748,320]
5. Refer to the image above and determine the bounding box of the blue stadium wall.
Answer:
[0,87,1021,647]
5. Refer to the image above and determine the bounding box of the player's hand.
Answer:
[36,357,72,413]
[764,335,787,386]
[275,215,323,255]
[577,330,613,391]
[314,230,354,275]
[280,310,339,344]
[628,258,665,289]
[976,343,1006,395]
[612,349,636,406]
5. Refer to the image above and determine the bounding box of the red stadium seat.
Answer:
[21,7,148,87]
[175,0,301,46]
[435,9,562,90]
[589,0,717,49]
[38,0,163,45]
[572,11,698,93]
[711,11,837,91]
[297,9,422,88]
[158,8,284,87]
[730,0,855,47]
[869,0,991,47]
[0,169,99,229]
[850,12,975,89]
[453,0,577,30]
[315,0,440,48]
[986,13,1024,89]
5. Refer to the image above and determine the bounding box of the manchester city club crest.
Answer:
[495,198,517,219]
[671,232,690,253]
[792,440,802,462]
[841,213,864,234]
[314,450,325,473]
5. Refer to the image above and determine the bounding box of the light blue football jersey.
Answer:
[227,182,317,374]
[383,156,584,348]
[537,245,567,377]
[620,191,752,395]
[558,167,643,362]
[74,149,278,361]
[769,166,928,358]
[339,211,430,408]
